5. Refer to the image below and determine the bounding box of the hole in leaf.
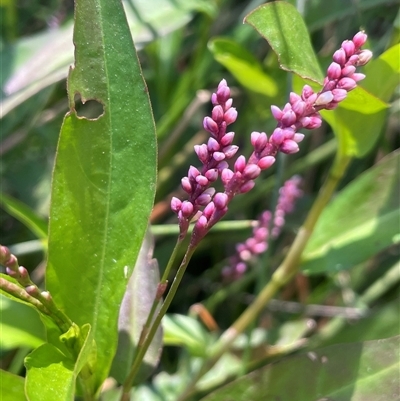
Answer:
[74,94,104,120]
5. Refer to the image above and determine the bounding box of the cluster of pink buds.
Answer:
[171,32,372,247]
[223,176,303,280]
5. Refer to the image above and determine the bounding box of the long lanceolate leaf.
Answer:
[46,0,157,394]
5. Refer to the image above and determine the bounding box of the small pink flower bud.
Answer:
[216,80,230,103]
[196,175,209,186]
[26,285,39,297]
[250,131,261,146]
[258,156,275,170]
[301,85,315,99]
[223,145,239,159]
[224,108,238,124]
[213,152,226,161]
[203,117,219,135]
[270,105,283,120]
[356,49,373,66]
[196,188,215,206]
[205,168,218,182]
[234,155,246,173]
[207,137,220,152]
[289,92,302,104]
[270,128,285,146]
[203,202,215,219]
[253,242,267,254]
[188,166,200,179]
[332,89,348,102]
[253,132,268,152]
[282,109,297,126]
[341,40,355,57]
[291,100,306,116]
[243,164,261,180]
[212,105,224,123]
[349,73,365,82]
[194,144,209,164]
[221,132,235,146]
[352,31,367,48]
[181,177,192,193]
[195,215,208,230]
[306,115,322,129]
[327,62,342,79]
[333,48,346,65]
[280,139,299,154]
[214,192,228,209]
[217,161,229,171]
[221,168,234,184]
[225,98,233,108]
[337,77,356,91]
[341,65,356,76]
[239,180,255,194]
[171,197,182,213]
[293,133,305,143]
[347,54,359,65]
[181,201,194,217]
[315,91,334,106]
[211,93,218,105]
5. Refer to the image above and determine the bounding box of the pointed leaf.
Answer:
[244,2,323,83]
[110,231,162,385]
[208,38,278,97]
[301,150,400,274]
[46,0,157,392]
[200,336,400,401]
[25,324,93,401]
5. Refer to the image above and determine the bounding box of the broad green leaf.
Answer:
[0,0,198,117]
[200,336,400,401]
[110,231,162,385]
[244,2,323,83]
[301,150,400,275]
[46,0,157,393]
[0,294,45,350]
[0,370,26,401]
[25,324,93,401]
[362,43,400,103]
[0,193,48,240]
[163,314,211,357]
[208,38,278,97]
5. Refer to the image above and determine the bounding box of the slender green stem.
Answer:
[177,153,352,400]
[121,242,198,399]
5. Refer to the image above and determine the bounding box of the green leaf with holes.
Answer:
[46,0,157,394]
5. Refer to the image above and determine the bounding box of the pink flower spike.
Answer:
[353,31,367,48]
[224,108,238,124]
[327,62,342,79]
[234,155,246,173]
[258,155,275,170]
[214,192,228,209]
[271,105,283,120]
[280,139,299,154]
[315,91,334,106]
[332,89,348,102]
[239,180,255,194]
[333,48,346,65]
[356,50,373,66]
[171,197,182,213]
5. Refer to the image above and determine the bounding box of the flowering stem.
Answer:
[177,152,351,400]
[121,242,198,399]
